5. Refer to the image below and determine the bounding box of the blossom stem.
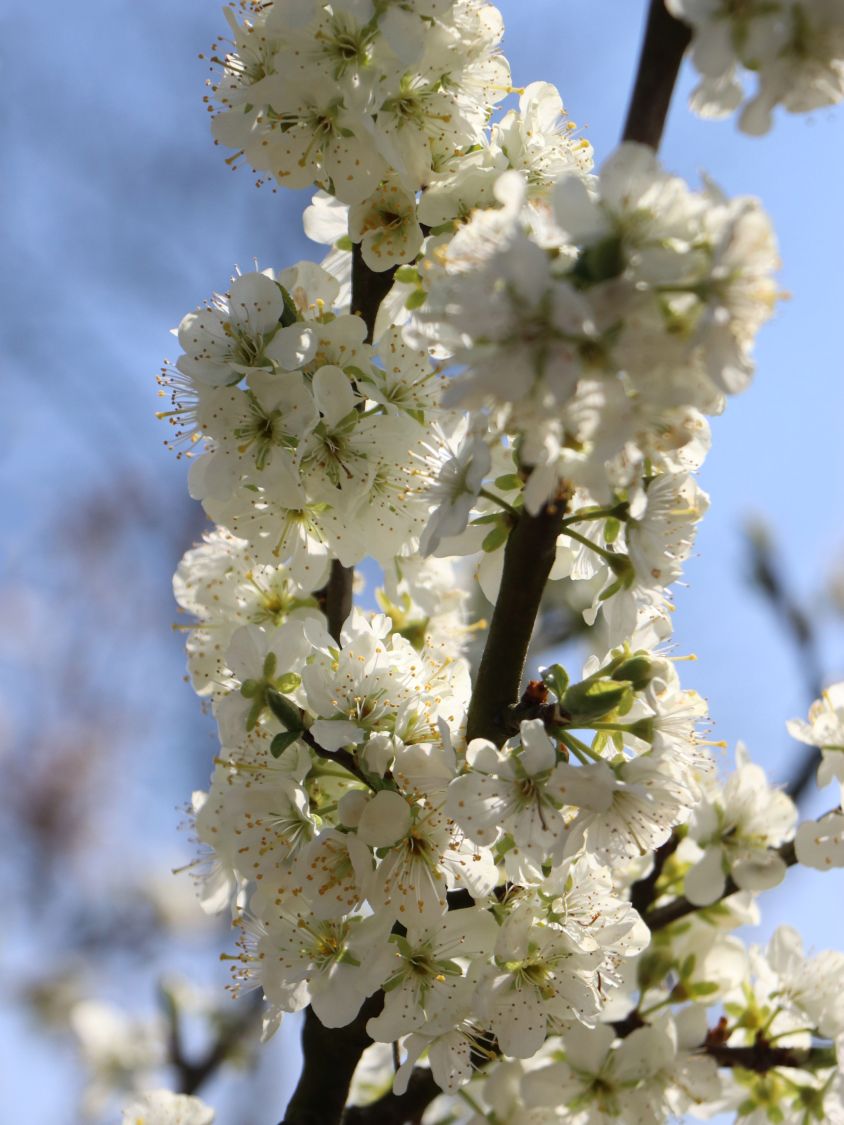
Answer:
[479,487,521,519]
[558,525,616,563]
[558,504,627,527]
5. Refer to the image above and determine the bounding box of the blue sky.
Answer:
[2,1,843,1120]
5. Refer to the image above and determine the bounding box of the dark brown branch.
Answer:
[282,997,383,1125]
[704,1040,835,1073]
[644,840,797,932]
[466,495,569,745]
[621,0,691,149]
[629,834,681,917]
[341,1067,440,1125]
[325,559,354,644]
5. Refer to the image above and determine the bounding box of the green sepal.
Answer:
[278,284,301,328]
[270,731,301,758]
[405,289,427,311]
[541,663,569,701]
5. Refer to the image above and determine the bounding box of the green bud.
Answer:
[561,678,632,723]
[276,671,302,694]
[636,949,674,991]
[610,654,655,691]
[572,235,625,286]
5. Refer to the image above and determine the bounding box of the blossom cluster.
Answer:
[156,1,844,1121]
[668,0,844,134]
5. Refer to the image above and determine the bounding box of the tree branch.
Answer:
[745,522,825,802]
[164,987,262,1097]
[644,840,797,932]
[281,997,383,1125]
[621,0,691,149]
[341,1067,440,1125]
[466,495,569,745]
[704,1040,836,1073]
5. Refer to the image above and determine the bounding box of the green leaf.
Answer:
[482,522,510,553]
[266,688,304,732]
[270,731,300,758]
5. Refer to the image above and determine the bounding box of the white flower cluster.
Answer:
[668,0,844,134]
[412,141,779,642]
[209,0,510,201]
[160,262,459,580]
[185,580,720,1074]
[157,0,844,1120]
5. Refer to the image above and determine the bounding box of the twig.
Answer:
[629,834,681,917]
[164,987,263,1097]
[621,0,691,149]
[644,840,797,932]
[704,1040,835,1073]
[745,522,825,801]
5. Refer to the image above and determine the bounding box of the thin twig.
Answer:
[644,840,797,932]
[745,523,826,801]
